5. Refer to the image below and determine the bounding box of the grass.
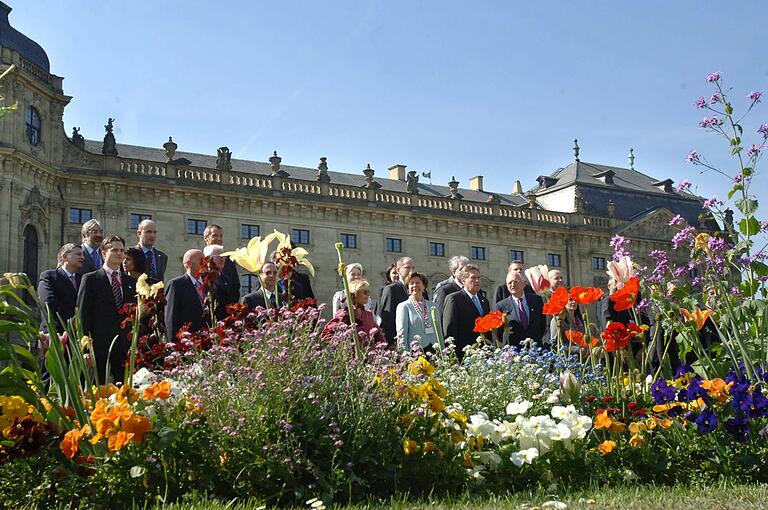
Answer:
[153,482,768,510]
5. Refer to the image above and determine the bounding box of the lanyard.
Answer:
[411,297,431,328]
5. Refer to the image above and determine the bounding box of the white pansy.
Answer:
[547,422,572,441]
[550,404,577,420]
[132,367,157,389]
[497,420,518,440]
[509,447,539,467]
[546,389,561,404]
[477,450,502,469]
[506,400,532,416]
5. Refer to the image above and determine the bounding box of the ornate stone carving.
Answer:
[618,209,678,241]
[362,164,381,189]
[447,176,462,200]
[71,127,84,149]
[18,186,50,239]
[163,137,177,161]
[406,171,419,194]
[102,118,118,156]
[316,157,331,183]
[62,139,101,168]
[216,147,232,171]
[269,151,289,177]
[486,193,501,205]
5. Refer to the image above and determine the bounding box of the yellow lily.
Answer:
[268,228,316,277]
[680,307,714,331]
[221,232,279,274]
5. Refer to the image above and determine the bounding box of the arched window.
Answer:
[23,224,39,304]
[25,106,41,146]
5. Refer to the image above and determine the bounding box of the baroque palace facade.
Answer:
[0,3,705,302]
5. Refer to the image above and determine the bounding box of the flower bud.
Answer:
[559,370,580,404]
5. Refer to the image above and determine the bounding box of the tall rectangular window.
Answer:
[69,208,92,224]
[187,218,207,235]
[385,237,402,253]
[429,242,445,257]
[130,213,152,230]
[592,256,607,270]
[471,246,486,261]
[547,253,562,267]
[510,250,525,263]
[340,233,357,249]
[241,224,260,239]
[240,274,259,295]
[291,228,310,245]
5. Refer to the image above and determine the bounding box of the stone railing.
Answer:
[106,155,616,229]
[19,56,51,85]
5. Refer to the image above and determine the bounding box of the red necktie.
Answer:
[518,298,528,329]
[110,271,123,307]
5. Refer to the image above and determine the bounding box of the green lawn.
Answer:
[155,483,768,510]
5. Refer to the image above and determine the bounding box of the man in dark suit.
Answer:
[203,244,241,321]
[493,272,546,347]
[493,260,536,305]
[77,235,136,383]
[434,255,468,314]
[242,262,285,309]
[442,263,490,359]
[165,249,207,340]
[203,224,240,316]
[38,243,84,333]
[136,219,168,281]
[599,277,631,329]
[78,219,104,275]
[376,256,420,346]
[289,269,314,300]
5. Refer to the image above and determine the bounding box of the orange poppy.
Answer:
[609,277,640,311]
[473,311,505,333]
[680,307,714,331]
[569,286,604,305]
[565,329,598,348]
[543,287,569,316]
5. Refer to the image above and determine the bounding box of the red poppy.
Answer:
[543,287,569,316]
[474,311,505,333]
[569,286,604,305]
[600,322,641,352]
[609,277,640,311]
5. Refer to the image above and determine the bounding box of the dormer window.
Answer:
[593,169,615,185]
[25,106,41,146]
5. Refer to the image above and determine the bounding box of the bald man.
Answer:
[164,249,207,340]
[136,219,168,281]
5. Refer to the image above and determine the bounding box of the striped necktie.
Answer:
[146,248,157,278]
[110,271,122,308]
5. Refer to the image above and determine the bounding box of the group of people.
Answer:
[38,215,639,380]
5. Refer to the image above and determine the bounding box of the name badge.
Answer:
[425,326,434,335]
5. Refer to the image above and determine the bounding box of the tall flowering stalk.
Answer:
[334,242,362,358]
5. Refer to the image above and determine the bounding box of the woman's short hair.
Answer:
[349,279,370,295]
[384,263,397,284]
[404,271,428,289]
[346,263,363,278]
[125,247,148,274]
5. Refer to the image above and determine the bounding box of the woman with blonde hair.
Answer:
[323,279,384,346]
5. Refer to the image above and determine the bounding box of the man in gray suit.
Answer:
[433,255,468,314]
[78,219,104,274]
[136,219,168,281]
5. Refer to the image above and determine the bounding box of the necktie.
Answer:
[147,249,157,278]
[518,298,528,329]
[69,274,77,289]
[472,294,483,315]
[269,293,277,308]
[91,249,101,268]
[110,271,122,308]
[195,280,206,305]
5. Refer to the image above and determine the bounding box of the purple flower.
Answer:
[673,266,688,278]
[609,234,631,261]
[748,91,763,103]
[706,71,721,83]
[675,179,692,193]
[694,96,707,109]
[734,173,743,183]
[725,415,750,442]
[694,409,718,434]
[710,92,720,104]
[707,236,727,253]
[651,379,676,404]
[685,150,700,163]
[747,144,764,159]
[761,221,768,233]
[668,214,685,226]
[759,124,768,140]
[699,116,722,128]
[731,287,742,297]
[739,254,754,267]
[636,298,650,314]
[671,226,696,250]
[703,195,718,209]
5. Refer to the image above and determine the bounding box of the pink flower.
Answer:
[685,150,700,163]
[524,264,551,294]
[706,71,721,83]
[606,256,635,284]
[748,91,762,103]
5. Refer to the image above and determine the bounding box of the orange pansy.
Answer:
[143,380,172,401]
[60,428,83,459]
[598,440,616,456]
[108,431,134,452]
[121,414,152,443]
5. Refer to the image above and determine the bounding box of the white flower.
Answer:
[509,447,539,467]
[477,450,502,469]
[547,422,572,441]
[131,367,158,390]
[542,501,567,510]
[550,405,577,420]
[546,389,561,404]
[506,400,532,416]
[497,420,518,440]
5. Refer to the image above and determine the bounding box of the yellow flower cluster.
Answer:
[0,395,43,436]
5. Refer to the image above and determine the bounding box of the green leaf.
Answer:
[731,137,741,146]
[736,124,744,135]
[751,261,768,277]
[742,167,753,177]
[725,103,734,115]
[741,279,758,297]
[735,198,759,216]
[739,217,761,236]
[728,184,743,200]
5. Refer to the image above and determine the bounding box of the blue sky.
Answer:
[12,1,768,213]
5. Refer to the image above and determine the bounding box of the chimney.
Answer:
[512,180,523,194]
[469,175,484,192]
[388,164,406,180]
